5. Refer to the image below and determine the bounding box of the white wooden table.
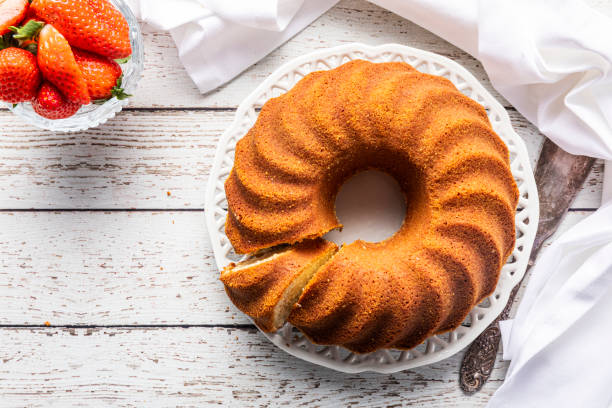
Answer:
[0,1,608,406]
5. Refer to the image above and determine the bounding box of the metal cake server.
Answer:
[459,138,596,394]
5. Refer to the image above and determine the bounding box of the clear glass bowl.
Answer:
[4,0,144,132]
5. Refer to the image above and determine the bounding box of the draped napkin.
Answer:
[127,1,612,406]
[126,0,337,94]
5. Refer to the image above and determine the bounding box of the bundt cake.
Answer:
[221,60,519,353]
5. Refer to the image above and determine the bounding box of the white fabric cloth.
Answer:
[127,1,612,406]
[126,0,337,94]
[494,202,612,408]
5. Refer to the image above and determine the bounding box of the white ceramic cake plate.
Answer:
[205,43,539,374]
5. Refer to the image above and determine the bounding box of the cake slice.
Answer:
[220,239,338,332]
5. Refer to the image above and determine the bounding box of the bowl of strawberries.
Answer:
[0,0,143,132]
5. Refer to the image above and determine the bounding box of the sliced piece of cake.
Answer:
[220,239,338,332]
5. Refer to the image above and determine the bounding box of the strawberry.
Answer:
[37,24,90,105]
[0,0,28,35]
[0,47,41,103]
[73,48,129,101]
[30,0,131,59]
[32,81,81,119]
[20,4,39,25]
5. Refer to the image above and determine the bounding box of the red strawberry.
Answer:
[21,4,39,25]
[37,24,90,105]
[33,81,81,119]
[30,0,131,59]
[0,47,41,103]
[0,0,28,35]
[73,48,129,101]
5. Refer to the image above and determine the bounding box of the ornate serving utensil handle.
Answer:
[459,139,596,394]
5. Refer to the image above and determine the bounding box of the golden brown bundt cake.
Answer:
[222,60,519,353]
[220,239,338,332]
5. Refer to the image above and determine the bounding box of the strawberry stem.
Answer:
[111,87,131,101]
[111,75,131,100]
[10,20,45,41]
[94,75,132,103]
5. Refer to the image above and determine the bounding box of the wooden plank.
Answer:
[0,110,225,210]
[0,327,509,407]
[0,210,593,325]
[0,110,603,210]
[0,211,225,325]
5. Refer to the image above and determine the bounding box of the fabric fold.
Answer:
[128,0,337,93]
[202,0,305,31]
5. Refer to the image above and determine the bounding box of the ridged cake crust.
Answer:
[223,60,519,352]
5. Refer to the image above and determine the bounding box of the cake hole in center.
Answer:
[325,170,406,245]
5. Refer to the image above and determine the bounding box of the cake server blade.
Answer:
[458,138,596,394]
